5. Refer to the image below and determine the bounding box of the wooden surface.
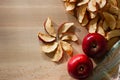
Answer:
[0,0,88,80]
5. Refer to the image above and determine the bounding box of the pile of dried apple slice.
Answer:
[38,17,78,62]
[62,0,120,50]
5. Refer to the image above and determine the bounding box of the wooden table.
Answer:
[0,0,88,80]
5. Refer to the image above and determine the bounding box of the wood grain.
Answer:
[0,0,87,80]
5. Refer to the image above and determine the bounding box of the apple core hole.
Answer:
[77,66,85,74]
[92,43,97,48]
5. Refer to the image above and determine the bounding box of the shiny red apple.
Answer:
[82,33,107,58]
[67,54,93,79]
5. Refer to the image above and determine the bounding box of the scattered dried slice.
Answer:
[96,0,106,8]
[42,42,58,53]
[38,33,56,42]
[44,17,56,37]
[77,0,89,6]
[81,14,89,27]
[52,43,63,62]
[97,20,105,36]
[60,41,73,56]
[108,0,118,6]
[103,20,109,31]
[64,2,75,11]
[58,22,74,37]
[61,33,78,41]
[103,12,116,30]
[88,17,98,33]
[87,0,97,12]
[106,29,120,40]
[77,4,87,23]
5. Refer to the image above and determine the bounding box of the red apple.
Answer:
[82,33,107,58]
[67,54,93,79]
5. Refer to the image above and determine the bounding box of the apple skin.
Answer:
[82,33,107,58]
[67,54,93,79]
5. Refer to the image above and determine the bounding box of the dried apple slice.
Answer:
[96,0,106,9]
[61,33,78,41]
[77,0,89,6]
[103,12,116,30]
[52,43,63,62]
[88,17,98,33]
[60,41,73,56]
[58,22,74,37]
[77,4,87,23]
[87,0,97,12]
[81,14,89,27]
[103,20,109,31]
[108,0,118,6]
[69,0,76,2]
[97,20,105,36]
[38,33,56,42]
[42,42,58,53]
[108,4,119,15]
[106,29,120,40]
[64,2,75,11]
[44,17,56,37]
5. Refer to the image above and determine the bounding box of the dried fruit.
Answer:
[38,17,78,62]
[62,0,120,45]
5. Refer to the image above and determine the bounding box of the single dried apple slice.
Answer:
[77,4,87,23]
[77,0,89,6]
[87,0,97,12]
[42,42,58,53]
[108,4,119,15]
[103,12,116,30]
[97,20,105,36]
[44,17,56,37]
[81,14,89,27]
[96,0,106,9]
[103,20,109,31]
[61,33,78,41]
[38,33,56,42]
[88,17,98,33]
[52,43,63,62]
[58,22,74,37]
[108,0,118,6]
[64,2,75,11]
[60,41,73,56]
[106,29,120,40]
[107,37,120,51]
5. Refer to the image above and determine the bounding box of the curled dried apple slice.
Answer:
[106,29,120,40]
[77,4,87,23]
[61,33,78,41]
[44,17,56,37]
[88,17,98,33]
[52,43,63,62]
[116,20,120,29]
[97,20,105,36]
[81,14,89,27]
[69,0,76,2]
[38,33,56,42]
[58,22,74,37]
[103,20,109,31]
[87,0,97,12]
[96,0,106,9]
[108,4,119,15]
[60,41,73,56]
[42,42,58,53]
[103,12,116,30]
[108,0,118,6]
[64,2,75,11]
[77,0,89,6]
